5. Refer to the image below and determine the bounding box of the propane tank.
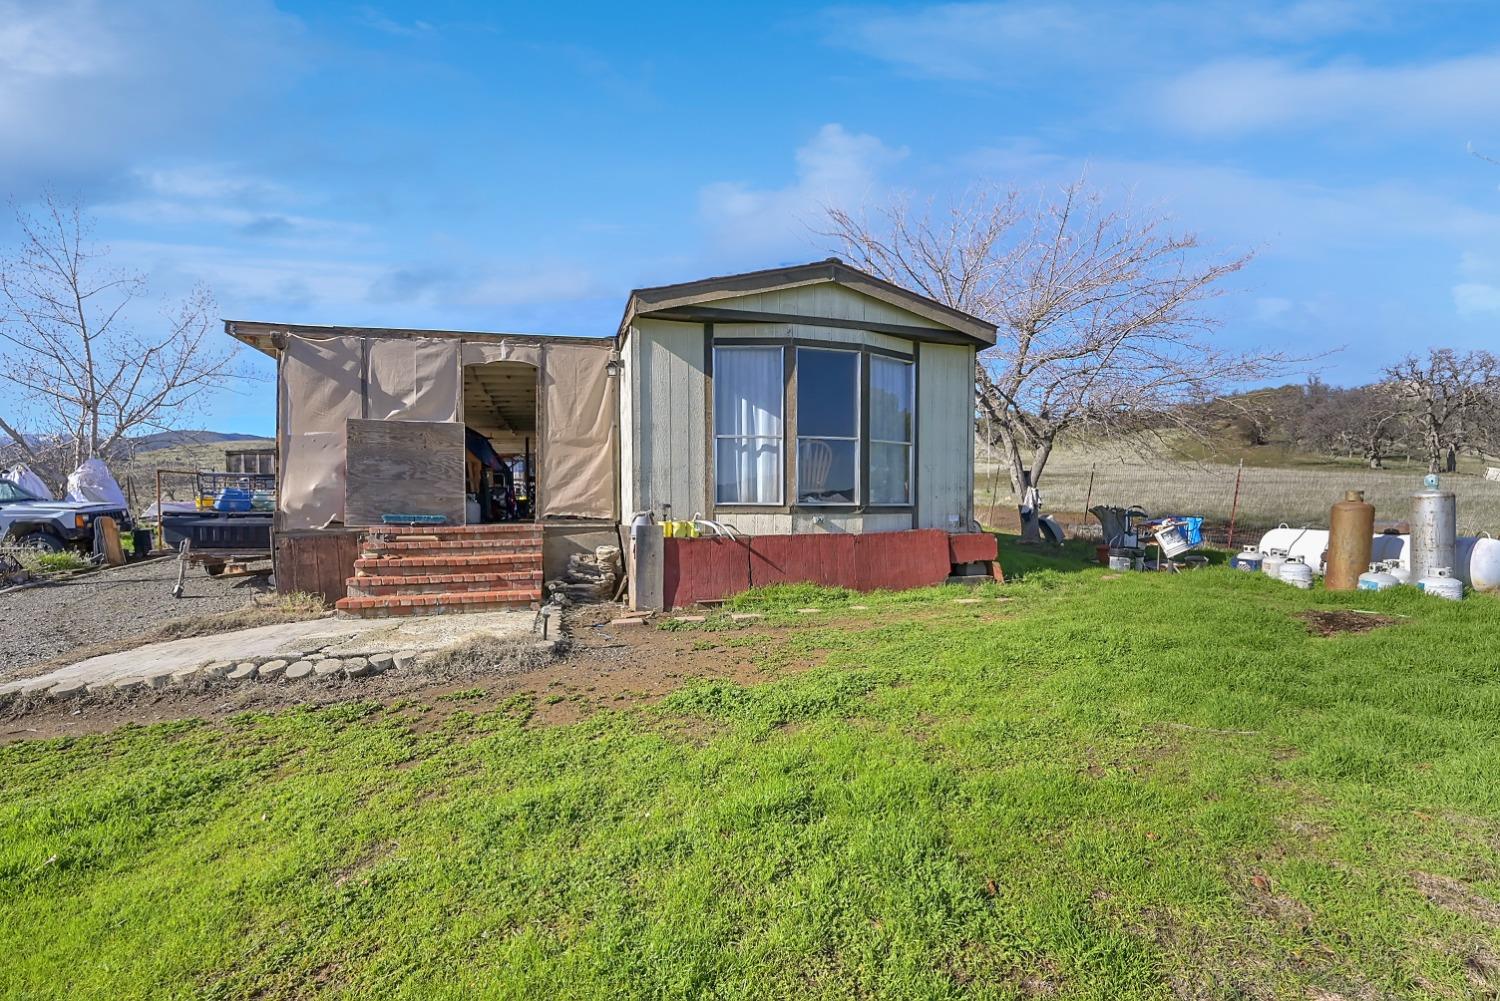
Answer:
[1279,555,1314,589]
[1231,546,1264,572]
[1385,559,1412,585]
[1262,548,1288,579]
[1357,562,1398,591]
[1410,474,1457,584]
[1457,534,1500,593]
[1325,490,1375,590]
[1417,566,1464,601]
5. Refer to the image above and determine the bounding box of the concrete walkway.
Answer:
[0,609,537,698]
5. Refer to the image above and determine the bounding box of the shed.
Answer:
[226,258,998,614]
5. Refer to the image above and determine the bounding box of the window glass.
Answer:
[796,348,859,504]
[869,355,914,505]
[796,349,858,438]
[713,346,783,504]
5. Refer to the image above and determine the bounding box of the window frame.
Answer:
[711,343,787,508]
[866,354,916,508]
[708,335,919,515]
[794,346,862,507]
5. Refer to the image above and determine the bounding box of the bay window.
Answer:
[712,340,916,509]
[713,346,784,504]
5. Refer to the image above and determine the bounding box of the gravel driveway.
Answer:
[0,557,273,680]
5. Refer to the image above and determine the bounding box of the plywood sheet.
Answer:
[344,419,465,527]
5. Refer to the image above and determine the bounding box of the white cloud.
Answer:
[962,142,1500,253]
[1453,252,1500,315]
[355,6,435,38]
[823,1,1395,83]
[698,124,906,254]
[1154,52,1500,136]
[0,1,303,190]
[99,164,370,245]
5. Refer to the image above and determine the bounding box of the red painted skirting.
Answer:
[948,532,998,564]
[662,529,996,609]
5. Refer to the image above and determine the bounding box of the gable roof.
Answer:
[616,258,997,347]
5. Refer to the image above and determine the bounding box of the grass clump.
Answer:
[3,567,1499,998]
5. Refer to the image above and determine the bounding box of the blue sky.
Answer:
[3,0,1499,437]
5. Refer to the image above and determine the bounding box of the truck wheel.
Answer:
[15,532,65,553]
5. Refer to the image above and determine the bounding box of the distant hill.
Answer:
[2,429,268,455]
[127,430,270,453]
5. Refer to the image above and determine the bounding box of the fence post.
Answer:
[1082,463,1096,519]
[1226,459,1244,548]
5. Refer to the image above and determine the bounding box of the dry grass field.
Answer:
[977,443,1500,537]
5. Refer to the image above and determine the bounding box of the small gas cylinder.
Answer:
[1279,555,1314,589]
[1417,566,1464,600]
[1385,559,1411,585]
[1230,546,1264,572]
[1357,562,1398,591]
[1262,549,1288,580]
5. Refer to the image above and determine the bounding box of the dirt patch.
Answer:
[0,604,829,743]
[1298,610,1396,637]
[1412,871,1500,924]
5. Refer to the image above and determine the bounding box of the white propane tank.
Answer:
[1257,525,1328,573]
[1279,555,1314,589]
[1231,546,1264,572]
[1417,566,1464,600]
[1357,563,1398,591]
[1457,535,1500,593]
[1385,559,1412,585]
[1262,548,1288,579]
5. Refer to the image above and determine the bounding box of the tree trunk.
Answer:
[1445,444,1457,473]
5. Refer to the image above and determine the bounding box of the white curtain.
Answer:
[714,347,783,504]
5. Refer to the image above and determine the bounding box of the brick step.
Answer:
[373,523,540,537]
[354,552,542,576]
[363,538,542,555]
[335,588,541,618]
[346,571,542,596]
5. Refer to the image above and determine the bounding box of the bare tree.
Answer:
[0,194,236,488]
[1385,348,1500,474]
[827,179,1290,538]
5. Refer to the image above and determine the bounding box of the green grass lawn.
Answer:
[4,552,1500,999]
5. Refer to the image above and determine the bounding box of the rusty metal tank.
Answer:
[1325,490,1375,590]
[1410,474,1457,584]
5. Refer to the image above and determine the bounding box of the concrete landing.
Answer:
[0,609,537,698]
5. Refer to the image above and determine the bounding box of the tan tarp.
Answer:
[367,337,461,422]
[536,342,616,520]
[278,333,617,528]
[278,334,363,531]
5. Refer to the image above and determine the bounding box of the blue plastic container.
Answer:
[214,487,253,513]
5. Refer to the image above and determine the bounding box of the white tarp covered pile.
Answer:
[64,458,128,508]
[2,464,54,500]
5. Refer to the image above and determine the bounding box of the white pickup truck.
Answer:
[0,480,133,553]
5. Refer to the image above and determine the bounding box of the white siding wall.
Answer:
[916,342,975,530]
[632,318,708,519]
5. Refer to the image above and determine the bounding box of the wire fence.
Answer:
[976,453,1500,547]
